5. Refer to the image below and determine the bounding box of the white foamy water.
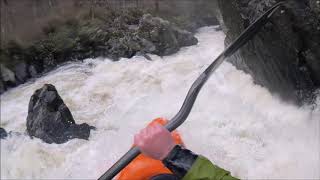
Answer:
[1,27,319,179]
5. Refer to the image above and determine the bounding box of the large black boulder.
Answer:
[0,127,8,139]
[26,84,95,144]
[216,0,320,104]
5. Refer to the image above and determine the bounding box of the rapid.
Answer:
[1,27,319,179]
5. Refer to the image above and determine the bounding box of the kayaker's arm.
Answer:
[134,122,239,180]
[163,145,240,180]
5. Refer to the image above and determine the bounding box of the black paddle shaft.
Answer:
[98,2,284,180]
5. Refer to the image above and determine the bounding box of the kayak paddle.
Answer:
[99,2,284,179]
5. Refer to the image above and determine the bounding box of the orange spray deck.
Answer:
[117,118,185,180]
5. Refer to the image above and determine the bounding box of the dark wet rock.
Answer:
[138,14,198,56]
[28,65,38,78]
[140,38,156,53]
[217,0,320,104]
[26,84,95,144]
[0,127,8,139]
[135,51,152,61]
[14,62,28,83]
[173,27,199,47]
[0,80,5,94]
[0,64,16,87]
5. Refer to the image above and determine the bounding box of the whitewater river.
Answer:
[1,27,319,179]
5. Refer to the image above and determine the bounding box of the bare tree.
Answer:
[1,0,9,45]
[155,0,159,14]
[90,0,95,20]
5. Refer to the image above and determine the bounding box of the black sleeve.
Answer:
[162,145,198,179]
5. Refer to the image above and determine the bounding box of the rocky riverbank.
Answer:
[216,0,320,104]
[0,9,208,94]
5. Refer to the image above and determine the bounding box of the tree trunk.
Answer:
[90,0,95,20]
[155,0,159,14]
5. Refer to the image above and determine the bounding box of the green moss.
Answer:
[48,27,77,54]
[122,8,145,25]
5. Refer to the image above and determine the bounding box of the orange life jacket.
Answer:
[117,118,185,180]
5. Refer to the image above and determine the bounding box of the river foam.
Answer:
[1,27,319,179]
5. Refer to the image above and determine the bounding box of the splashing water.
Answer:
[1,27,319,179]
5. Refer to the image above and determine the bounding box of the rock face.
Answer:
[0,127,8,139]
[26,84,95,144]
[217,0,320,104]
